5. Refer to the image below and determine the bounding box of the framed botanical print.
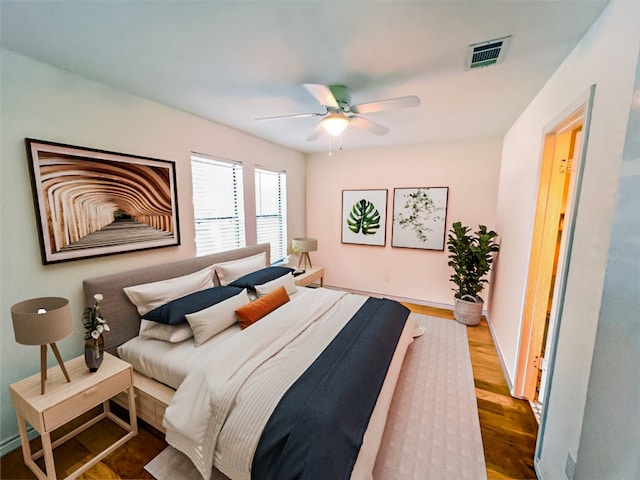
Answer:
[341,189,387,246]
[26,139,180,264]
[391,187,448,250]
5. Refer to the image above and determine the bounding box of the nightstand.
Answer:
[9,353,137,480]
[294,266,325,287]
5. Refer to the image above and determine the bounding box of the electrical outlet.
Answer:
[565,452,576,479]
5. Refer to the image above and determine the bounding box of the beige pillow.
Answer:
[123,266,214,316]
[186,289,251,346]
[139,320,194,343]
[255,272,298,297]
[215,252,267,286]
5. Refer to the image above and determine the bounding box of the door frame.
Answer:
[514,109,584,400]
[516,86,595,400]
[532,85,596,471]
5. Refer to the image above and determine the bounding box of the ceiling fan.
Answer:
[257,84,421,141]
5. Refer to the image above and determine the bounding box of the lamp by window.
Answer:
[292,238,318,270]
[11,297,72,394]
[321,113,350,136]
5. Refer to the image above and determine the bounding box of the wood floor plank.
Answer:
[1,304,538,480]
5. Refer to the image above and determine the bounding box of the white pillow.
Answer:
[186,289,251,347]
[123,266,214,316]
[139,319,194,343]
[214,252,267,286]
[255,272,298,297]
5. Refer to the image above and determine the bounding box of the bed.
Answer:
[83,243,418,480]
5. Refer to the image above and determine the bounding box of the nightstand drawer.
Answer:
[43,368,130,431]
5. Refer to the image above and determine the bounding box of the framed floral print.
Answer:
[391,187,448,250]
[341,189,387,246]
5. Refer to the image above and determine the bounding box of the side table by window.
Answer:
[294,266,325,287]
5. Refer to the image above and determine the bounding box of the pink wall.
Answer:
[306,137,502,306]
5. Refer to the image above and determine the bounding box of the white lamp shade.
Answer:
[11,297,72,346]
[321,113,350,136]
[292,238,318,253]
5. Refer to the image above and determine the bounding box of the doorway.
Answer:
[514,86,595,409]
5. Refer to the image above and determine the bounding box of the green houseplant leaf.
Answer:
[347,199,381,235]
[447,221,500,299]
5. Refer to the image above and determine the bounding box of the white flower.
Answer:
[84,294,110,340]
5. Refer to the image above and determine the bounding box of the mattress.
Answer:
[117,288,309,390]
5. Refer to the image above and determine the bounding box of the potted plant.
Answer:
[447,221,500,326]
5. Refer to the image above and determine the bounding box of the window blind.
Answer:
[191,154,245,256]
[255,167,287,263]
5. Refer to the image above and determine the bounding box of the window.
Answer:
[255,167,287,263]
[191,154,245,256]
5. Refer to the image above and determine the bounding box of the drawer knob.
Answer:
[84,386,98,396]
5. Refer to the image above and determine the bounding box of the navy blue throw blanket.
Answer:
[252,297,410,480]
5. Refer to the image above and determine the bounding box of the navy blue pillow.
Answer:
[143,286,244,325]
[229,266,294,291]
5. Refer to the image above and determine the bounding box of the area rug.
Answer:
[145,314,486,480]
[372,314,487,479]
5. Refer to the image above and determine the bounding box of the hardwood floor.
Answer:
[1,305,538,480]
[0,406,166,479]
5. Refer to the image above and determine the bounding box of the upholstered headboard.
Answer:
[83,243,270,355]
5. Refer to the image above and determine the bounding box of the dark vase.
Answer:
[84,335,104,372]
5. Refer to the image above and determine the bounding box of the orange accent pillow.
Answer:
[235,285,290,329]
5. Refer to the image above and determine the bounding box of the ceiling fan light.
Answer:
[322,113,350,136]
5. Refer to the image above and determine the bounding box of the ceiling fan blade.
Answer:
[302,83,340,109]
[348,115,389,136]
[350,95,421,114]
[256,112,322,121]
[306,121,326,142]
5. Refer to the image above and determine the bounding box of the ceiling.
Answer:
[0,1,610,153]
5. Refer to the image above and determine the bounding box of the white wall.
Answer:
[489,2,640,478]
[575,44,640,480]
[306,138,502,306]
[0,49,306,451]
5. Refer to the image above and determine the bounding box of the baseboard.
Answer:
[323,284,518,395]
[534,457,545,479]
[0,426,37,457]
[484,311,515,394]
[322,284,455,311]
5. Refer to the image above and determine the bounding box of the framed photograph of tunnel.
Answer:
[25,139,180,265]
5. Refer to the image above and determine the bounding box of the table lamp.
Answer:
[11,297,72,394]
[292,238,318,270]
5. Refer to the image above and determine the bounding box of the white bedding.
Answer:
[118,323,240,390]
[118,289,309,389]
[120,287,417,480]
[164,288,359,479]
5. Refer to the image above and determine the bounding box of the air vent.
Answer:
[465,36,511,70]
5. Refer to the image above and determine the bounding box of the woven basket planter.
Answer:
[453,295,483,326]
